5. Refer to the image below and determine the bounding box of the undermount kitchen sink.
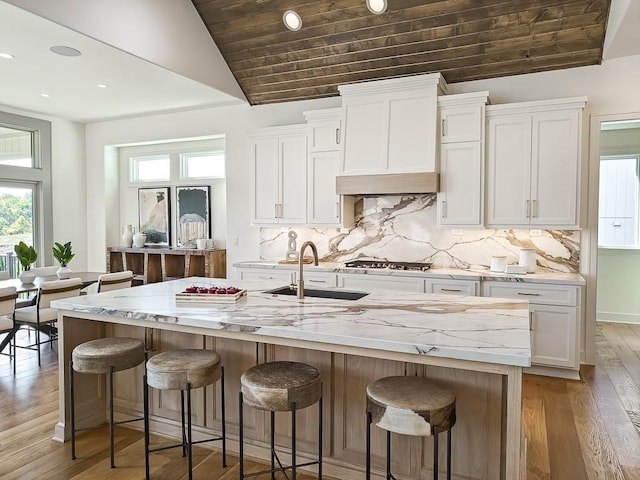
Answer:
[266,286,369,301]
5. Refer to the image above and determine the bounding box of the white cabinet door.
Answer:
[438,142,482,226]
[250,127,307,225]
[251,137,280,224]
[279,135,307,224]
[308,151,341,225]
[338,274,425,293]
[426,278,478,296]
[530,110,580,226]
[530,304,578,369]
[308,118,341,152]
[486,114,532,226]
[440,104,483,143]
[341,101,386,174]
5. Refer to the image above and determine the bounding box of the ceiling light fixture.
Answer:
[97,84,108,88]
[283,10,302,31]
[0,52,14,59]
[49,45,82,57]
[40,93,50,98]
[366,0,387,14]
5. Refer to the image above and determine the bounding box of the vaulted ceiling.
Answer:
[193,0,611,105]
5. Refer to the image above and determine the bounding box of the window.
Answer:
[598,155,640,247]
[0,111,52,275]
[130,154,170,182]
[181,151,225,179]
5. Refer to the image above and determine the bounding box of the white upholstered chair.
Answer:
[0,271,10,280]
[14,278,82,366]
[82,270,134,295]
[0,286,18,374]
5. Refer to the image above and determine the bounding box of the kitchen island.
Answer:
[52,277,530,480]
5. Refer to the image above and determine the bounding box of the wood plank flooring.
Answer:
[2,323,640,479]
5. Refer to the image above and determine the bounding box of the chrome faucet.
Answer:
[297,241,319,299]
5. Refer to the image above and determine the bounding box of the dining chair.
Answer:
[13,278,83,366]
[0,271,10,280]
[0,286,18,374]
[82,270,134,295]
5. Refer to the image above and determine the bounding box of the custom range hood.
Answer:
[336,172,439,195]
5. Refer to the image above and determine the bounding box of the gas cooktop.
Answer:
[344,260,433,271]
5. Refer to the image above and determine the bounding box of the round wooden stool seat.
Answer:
[147,349,221,390]
[241,361,322,411]
[72,337,145,374]
[367,376,456,437]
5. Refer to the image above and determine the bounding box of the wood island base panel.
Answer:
[51,277,531,480]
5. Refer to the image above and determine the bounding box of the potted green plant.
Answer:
[52,241,75,279]
[14,241,38,283]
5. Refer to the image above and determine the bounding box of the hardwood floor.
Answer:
[2,323,640,479]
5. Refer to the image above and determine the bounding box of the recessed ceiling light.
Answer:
[0,52,14,59]
[40,93,50,98]
[366,0,387,14]
[97,84,108,88]
[283,10,302,31]
[49,45,82,57]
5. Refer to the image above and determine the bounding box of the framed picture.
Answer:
[176,186,210,247]
[138,187,170,246]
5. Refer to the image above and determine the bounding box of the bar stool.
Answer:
[70,337,146,468]
[366,376,456,480]
[144,349,226,480]
[239,361,323,480]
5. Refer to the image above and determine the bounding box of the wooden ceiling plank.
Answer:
[230,13,605,80]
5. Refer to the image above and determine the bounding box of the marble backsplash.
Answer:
[260,195,580,273]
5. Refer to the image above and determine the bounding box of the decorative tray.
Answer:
[175,286,247,304]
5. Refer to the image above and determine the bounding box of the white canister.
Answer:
[519,248,537,273]
[490,256,507,273]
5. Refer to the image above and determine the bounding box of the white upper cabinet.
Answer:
[250,125,307,225]
[437,92,488,226]
[486,97,586,228]
[338,74,445,175]
[304,109,353,227]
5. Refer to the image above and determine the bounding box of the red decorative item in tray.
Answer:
[176,285,247,303]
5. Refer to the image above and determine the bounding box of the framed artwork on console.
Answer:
[176,185,210,247]
[138,187,170,246]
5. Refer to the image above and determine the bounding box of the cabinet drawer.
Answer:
[426,279,479,296]
[482,282,578,306]
[239,268,338,287]
[338,274,425,293]
[239,269,291,282]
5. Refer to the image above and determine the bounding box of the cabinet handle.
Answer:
[441,118,446,137]
[441,200,447,218]
[441,288,462,292]
[532,199,537,218]
[259,275,276,280]
[336,128,340,145]
[526,200,530,218]
[275,204,279,218]
[336,202,340,219]
[518,292,541,296]
[309,279,326,284]
[529,311,534,331]
[278,204,283,218]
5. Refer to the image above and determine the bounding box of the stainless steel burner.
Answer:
[344,260,433,271]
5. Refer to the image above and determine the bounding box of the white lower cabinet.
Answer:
[238,268,337,287]
[426,278,478,296]
[338,274,425,293]
[482,281,580,371]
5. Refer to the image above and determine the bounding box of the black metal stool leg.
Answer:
[239,392,244,480]
[386,430,392,480]
[187,383,193,480]
[144,374,150,480]
[291,401,297,480]
[109,366,115,468]
[270,410,275,480]
[365,411,371,480]
[220,366,227,467]
[446,428,452,480]
[433,426,439,480]
[70,361,76,460]
[180,390,187,457]
[318,396,323,479]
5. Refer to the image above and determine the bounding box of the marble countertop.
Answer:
[234,261,585,286]
[52,277,531,368]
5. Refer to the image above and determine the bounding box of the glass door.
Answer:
[0,183,35,277]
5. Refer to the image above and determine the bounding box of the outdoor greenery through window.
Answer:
[598,155,640,247]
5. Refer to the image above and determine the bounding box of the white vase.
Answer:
[57,265,72,279]
[132,232,147,248]
[121,225,134,247]
[19,270,36,284]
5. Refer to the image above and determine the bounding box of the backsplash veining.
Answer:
[260,195,580,273]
